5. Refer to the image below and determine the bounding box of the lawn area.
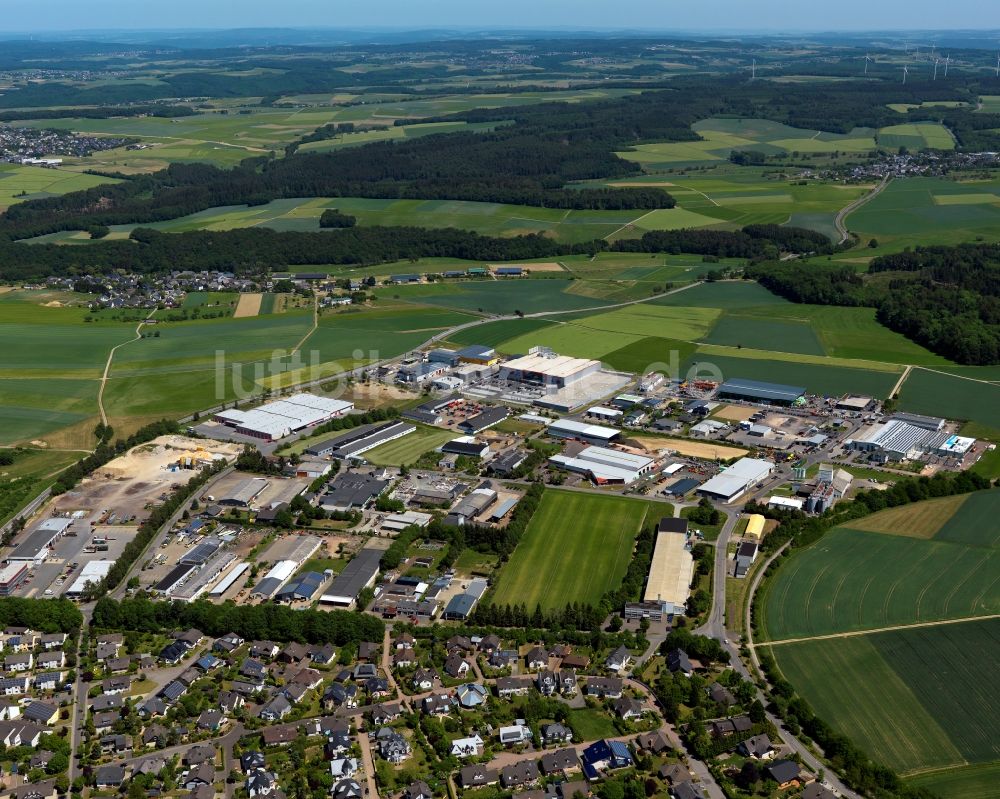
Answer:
[489,490,665,611]
[362,426,454,467]
[567,708,619,741]
[452,548,499,576]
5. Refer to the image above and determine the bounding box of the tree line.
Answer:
[90,595,384,646]
[750,244,1000,364]
[0,597,83,633]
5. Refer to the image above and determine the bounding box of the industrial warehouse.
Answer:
[304,421,415,461]
[549,446,656,485]
[213,392,354,442]
[716,378,806,406]
[499,350,601,388]
[642,518,694,616]
[698,458,775,503]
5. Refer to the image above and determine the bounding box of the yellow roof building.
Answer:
[744,514,766,539]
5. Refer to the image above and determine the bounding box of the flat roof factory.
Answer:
[643,525,694,615]
[218,477,270,508]
[500,350,601,388]
[304,421,415,461]
[64,560,115,598]
[549,446,656,485]
[548,419,621,445]
[213,392,354,442]
[698,458,774,503]
[8,518,74,563]
[320,548,383,609]
[717,378,806,406]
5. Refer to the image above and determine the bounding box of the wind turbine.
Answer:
[995,52,999,77]
[933,58,940,80]
[751,58,757,79]
[864,53,872,75]
[944,55,950,77]
[902,64,909,84]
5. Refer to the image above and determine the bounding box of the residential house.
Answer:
[496,676,531,699]
[738,734,775,760]
[412,669,436,691]
[259,695,292,721]
[537,670,558,696]
[451,734,485,758]
[604,646,632,673]
[240,753,266,774]
[612,697,644,721]
[311,644,337,665]
[540,747,579,774]
[370,703,402,726]
[249,641,279,660]
[525,647,548,671]
[185,744,216,766]
[332,780,362,799]
[635,731,671,755]
[458,765,498,789]
[36,652,64,670]
[375,728,411,764]
[403,781,433,799]
[766,760,802,789]
[95,766,126,790]
[584,677,623,699]
[246,769,277,798]
[329,758,359,780]
[499,724,532,746]
[658,764,690,786]
[421,694,454,716]
[540,724,573,747]
[580,740,633,779]
[559,670,577,695]
[501,761,540,789]
[197,710,225,732]
[666,649,693,677]
[669,782,706,799]
[444,653,470,679]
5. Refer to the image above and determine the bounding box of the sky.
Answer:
[4,0,994,34]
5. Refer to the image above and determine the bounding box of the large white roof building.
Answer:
[698,458,774,503]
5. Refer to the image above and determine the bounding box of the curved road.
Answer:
[834,175,891,244]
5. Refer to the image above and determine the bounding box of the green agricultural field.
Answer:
[650,281,792,310]
[683,352,900,398]
[769,635,964,774]
[446,318,553,349]
[0,378,99,446]
[908,761,1000,799]
[760,521,1000,641]
[489,490,665,611]
[362,425,454,467]
[703,315,826,356]
[602,337,699,374]
[848,177,1000,248]
[181,291,239,312]
[0,164,118,210]
[877,122,955,150]
[899,368,1000,430]
[382,280,606,315]
[931,490,1000,549]
[771,618,1000,791]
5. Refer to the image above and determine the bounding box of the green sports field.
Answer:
[362,426,454,466]
[489,490,667,611]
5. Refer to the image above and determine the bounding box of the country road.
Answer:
[834,174,890,244]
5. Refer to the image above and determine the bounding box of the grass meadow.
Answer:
[0,164,118,210]
[489,490,666,611]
